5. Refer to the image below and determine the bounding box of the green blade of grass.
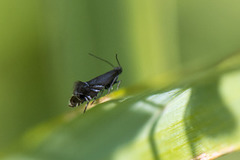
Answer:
[1,66,240,160]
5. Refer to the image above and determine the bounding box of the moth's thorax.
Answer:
[73,81,90,95]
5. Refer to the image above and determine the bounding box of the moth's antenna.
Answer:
[88,53,115,68]
[115,54,121,67]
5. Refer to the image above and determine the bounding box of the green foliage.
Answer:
[2,54,240,160]
[1,0,240,159]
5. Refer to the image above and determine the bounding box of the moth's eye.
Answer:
[69,96,80,107]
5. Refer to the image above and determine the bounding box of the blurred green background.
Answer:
[0,0,240,156]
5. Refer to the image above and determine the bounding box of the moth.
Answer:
[69,53,122,112]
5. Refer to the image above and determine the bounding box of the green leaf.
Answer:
[2,55,240,160]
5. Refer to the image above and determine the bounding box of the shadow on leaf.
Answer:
[184,77,237,157]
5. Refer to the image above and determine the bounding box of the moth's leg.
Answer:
[90,89,101,93]
[83,96,91,113]
[91,89,104,105]
[92,85,104,90]
[116,80,121,90]
[83,101,90,113]
[89,85,105,105]
[108,76,118,94]
[84,82,89,86]
[98,89,104,97]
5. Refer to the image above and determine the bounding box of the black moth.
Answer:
[69,53,122,113]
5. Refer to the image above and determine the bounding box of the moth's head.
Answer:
[69,96,83,107]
